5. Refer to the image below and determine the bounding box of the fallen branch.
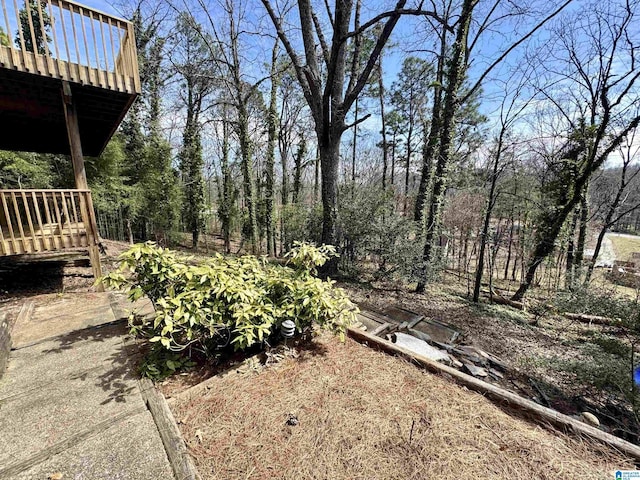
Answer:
[562,312,620,326]
[483,289,525,310]
[347,326,640,461]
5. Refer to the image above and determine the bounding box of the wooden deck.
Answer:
[0,0,139,156]
[0,0,139,94]
[0,189,98,256]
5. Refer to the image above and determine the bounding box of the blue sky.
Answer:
[80,0,639,167]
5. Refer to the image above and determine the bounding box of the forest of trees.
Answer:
[1,0,639,302]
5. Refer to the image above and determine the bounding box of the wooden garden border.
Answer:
[347,326,640,461]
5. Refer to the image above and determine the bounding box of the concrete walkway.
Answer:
[0,292,174,480]
[585,233,617,268]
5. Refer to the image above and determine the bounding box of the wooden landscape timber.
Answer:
[139,377,201,480]
[0,301,33,380]
[485,288,525,310]
[346,326,640,461]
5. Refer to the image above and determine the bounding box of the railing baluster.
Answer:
[77,6,91,85]
[1,0,16,68]
[20,191,39,252]
[117,23,127,90]
[88,9,101,87]
[35,0,51,61]
[107,17,120,91]
[41,191,58,249]
[47,0,60,60]
[10,191,26,253]
[51,190,64,248]
[69,4,82,81]
[56,0,71,78]
[129,22,140,93]
[1,193,16,254]
[24,0,40,72]
[98,14,110,88]
[68,189,82,246]
[59,191,76,247]
[12,0,27,69]
[30,191,47,250]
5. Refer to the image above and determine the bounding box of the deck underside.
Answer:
[0,67,135,156]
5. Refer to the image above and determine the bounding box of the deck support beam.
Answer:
[62,81,104,290]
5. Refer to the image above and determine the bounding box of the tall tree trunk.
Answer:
[473,130,505,302]
[573,186,589,285]
[565,207,579,289]
[180,77,205,251]
[378,59,388,190]
[403,121,413,215]
[504,212,515,280]
[314,150,320,202]
[265,39,279,256]
[391,132,396,186]
[237,101,259,253]
[319,133,341,275]
[292,137,306,204]
[219,106,233,254]
[416,0,475,293]
[414,19,447,223]
[352,97,358,186]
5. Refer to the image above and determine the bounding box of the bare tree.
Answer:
[584,132,640,284]
[512,0,640,300]
[415,0,574,292]
[472,75,532,302]
[261,0,448,274]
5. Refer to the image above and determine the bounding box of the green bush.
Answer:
[103,242,358,375]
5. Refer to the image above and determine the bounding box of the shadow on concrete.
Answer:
[43,320,142,404]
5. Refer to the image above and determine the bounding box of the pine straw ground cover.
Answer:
[170,334,635,479]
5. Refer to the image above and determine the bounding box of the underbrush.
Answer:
[544,286,640,433]
[103,241,358,379]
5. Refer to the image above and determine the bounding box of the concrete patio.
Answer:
[0,292,174,479]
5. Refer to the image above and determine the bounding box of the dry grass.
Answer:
[609,234,640,262]
[171,335,634,480]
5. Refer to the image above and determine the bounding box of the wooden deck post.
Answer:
[62,82,88,190]
[61,81,104,290]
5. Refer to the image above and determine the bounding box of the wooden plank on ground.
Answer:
[139,378,201,480]
[346,326,640,461]
[1,302,33,375]
[382,306,424,325]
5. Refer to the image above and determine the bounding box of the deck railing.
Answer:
[0,0,140,93]
[0,189,100,256]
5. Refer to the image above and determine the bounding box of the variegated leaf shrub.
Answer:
[102,242,357,376]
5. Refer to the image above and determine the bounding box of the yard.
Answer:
[609,234,640,263]
[168,333,634,479]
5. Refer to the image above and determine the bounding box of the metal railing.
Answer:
[0,189,100,255]
[0,0,140,93]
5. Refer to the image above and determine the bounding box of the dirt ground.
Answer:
[342,273,640,442]
[170,333,634,479]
